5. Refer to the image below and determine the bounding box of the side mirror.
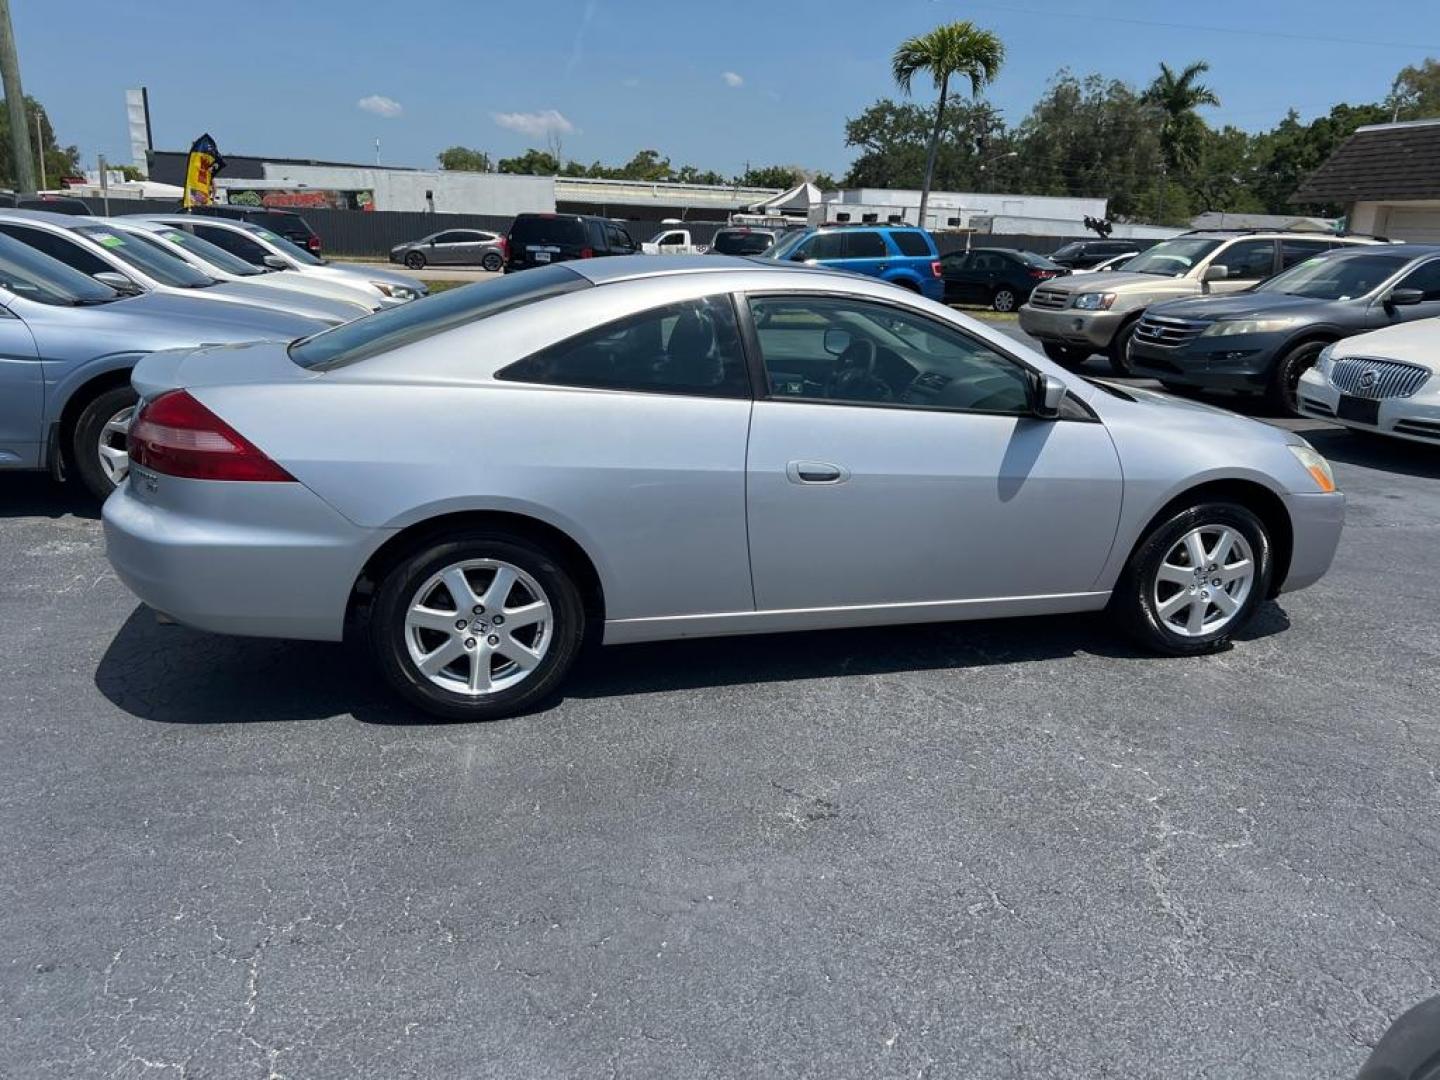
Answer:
[93,271,140,295]
[823,327,853,355]
[1032,372,1067,419]
[1203,264,1229,283]
[1387,287,1424,307]
[262,254,288,270]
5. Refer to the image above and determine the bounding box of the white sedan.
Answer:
[1298,320,1440,445]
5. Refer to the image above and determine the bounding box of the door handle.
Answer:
[786,460,849,485]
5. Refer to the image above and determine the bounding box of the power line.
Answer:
[964,3,1440,52]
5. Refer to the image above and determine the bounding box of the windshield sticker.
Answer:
[90,232,127,248]
[161,231,187,243]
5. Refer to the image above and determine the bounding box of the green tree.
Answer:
[1251,103,1389,213]
[737,164,803,188]
[891,20,1005,224]
[676,164,727,185]
[1387,58,1440,121]
[0,97,81,189]
[437,146,492,172]
[118,164,146,182]
[616,148,673,181]
[1142,61,1220,174]
[496,148,560,176]
[842,97,1006,191]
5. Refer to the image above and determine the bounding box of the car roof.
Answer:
[1182,231,1385,241]
[562,253,862,286]
[0,207,102,228]
[1314,243,1440,258]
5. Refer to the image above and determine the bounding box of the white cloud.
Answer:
[721,71,744,88]
[492,109,576,138]
[357,94,402,119]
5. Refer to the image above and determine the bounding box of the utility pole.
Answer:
[0,0,37,193]
[33,103,43,188]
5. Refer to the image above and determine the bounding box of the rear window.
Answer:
[289,264,589,370]
[1015,250,1061,268]
[509,215,587,248]
[713,230,774,255]
[1051,242,1084,260]
[889,231,932,257]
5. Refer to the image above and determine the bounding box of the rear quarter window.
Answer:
[889,231,933,257]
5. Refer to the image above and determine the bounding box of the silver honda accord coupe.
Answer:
[103,256,1345,721]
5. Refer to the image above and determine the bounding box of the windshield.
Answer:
[765,231,809,260]
[1256,253,1410,300]
[290,263,590,369]
[713,231,775,256]
[1051,242,1083,260]
[75,225,216,288]
[246,224,324,265]
[1121,238,1222,277]
[145,227,263,277]
[0,233,120,306]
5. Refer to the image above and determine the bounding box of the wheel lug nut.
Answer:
[472,605,484,614]
[487,634,500,646]
[492,615,505,626]
[464,637,476,649]
[455,619,468,630]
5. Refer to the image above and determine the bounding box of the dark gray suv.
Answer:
[1128,245,1440,414]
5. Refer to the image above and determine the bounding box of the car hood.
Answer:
[204,280,362,323]
[102,290,329,339]
[1331,318,1440,369]
[1148,290,1342,321]
[328,262,428,293]
[1085,377,1302,444]
[1037,270,1184,295]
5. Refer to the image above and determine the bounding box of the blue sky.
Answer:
[17,0,1440,178]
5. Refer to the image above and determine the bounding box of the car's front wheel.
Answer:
[1267,340,1327,417]
[1107,318,1139,375]
[404,251,426,270]
[481,252,503,272]
[1111,501,1273,655]
[71,385,138,501]
[992,287,1018,312]
[1042,342,1090,368]
[370,531,586,721]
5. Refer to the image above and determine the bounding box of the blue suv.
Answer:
[765,225,945,301]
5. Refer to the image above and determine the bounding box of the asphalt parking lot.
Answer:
[2,340,1437,1078]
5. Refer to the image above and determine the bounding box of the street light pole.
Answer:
[0,0,37,194]
[33,104,44,188]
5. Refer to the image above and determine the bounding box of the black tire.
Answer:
[1110,501,1273,656]
[481,251,503,272]
[403,251,426,270]
[1042,342,1089,368]
[70,384,138,502]
[992,287,1018,312]
[1107,318,1140,375]
[1267,340,1327,417]
[369,530,586,721]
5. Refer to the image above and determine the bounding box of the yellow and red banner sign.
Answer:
[182,133,225,208]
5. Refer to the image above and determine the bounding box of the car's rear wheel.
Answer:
[1042,342,1090,368]
[1107,318,1139,375]
[1267,340,1327,417]
[370,531,586,721]
[1111,501,1272,656]
[71,385,138,501]
[404,251,426,270]
[992,287,1018,312]
[481,251,503,272]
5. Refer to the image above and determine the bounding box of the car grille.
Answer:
[1028,288,1069,310]
[1133,314,1208,348]
[1328,357,1432,399]
[1394,418,1440,441]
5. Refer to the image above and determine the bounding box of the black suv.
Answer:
[1048,239,1141,270]
[504,213,637,272]
[1128,244,1440,414]
[188,205,323,253]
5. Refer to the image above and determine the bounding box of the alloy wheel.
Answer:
[1151,525,1255,638]
[404,558,553,696]
[993,289,1017,312]
[98,406,135,487]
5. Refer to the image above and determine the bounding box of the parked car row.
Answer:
[0,208,425,500]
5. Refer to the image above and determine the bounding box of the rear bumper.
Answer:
[103,470,384,641]
[1018,305,1124,349]
[1279,490,1345,594]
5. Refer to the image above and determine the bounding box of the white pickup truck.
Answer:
[640,227,708,255]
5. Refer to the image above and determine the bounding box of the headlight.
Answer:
[1288,442,1337,493]
[1314,342,1336,374]
[1201,317,1301,337]
[1072,292,1116,311]
[371,281,420,301]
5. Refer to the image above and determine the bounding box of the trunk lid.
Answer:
[131,341,317,400]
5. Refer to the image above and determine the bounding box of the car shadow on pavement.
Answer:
[1298,426,1440,480]
[0,474,99,520]
[94,600,1292,726]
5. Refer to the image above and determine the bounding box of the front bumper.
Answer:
[1017,304,1125,349]
[1279,490,1345,594]
[1129,337,1279,391]
[103,469,384,642]
[1297,370,1440,445]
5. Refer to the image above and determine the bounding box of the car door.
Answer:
[939,252,974,302]
[743,292,1124,612]
[0,303,43,468]
[1208,238,1279,293]
[836,230,890,278]
[431,231,469,266]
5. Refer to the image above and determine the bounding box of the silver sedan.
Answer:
[104,257,1345,721]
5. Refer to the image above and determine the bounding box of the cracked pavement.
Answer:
[1,367,1437,1078]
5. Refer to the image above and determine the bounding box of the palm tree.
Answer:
[1144,61,1220,173]
[892,21,1005,227]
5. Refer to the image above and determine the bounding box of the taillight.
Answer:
[128,390,295,483]
[931,260,943,278]
[499,236,508,259]
[1030,269,1055,279]
[579,247,595,258]
[307,235,322,252]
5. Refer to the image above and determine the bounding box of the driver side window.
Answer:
[747,295,1033,415]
